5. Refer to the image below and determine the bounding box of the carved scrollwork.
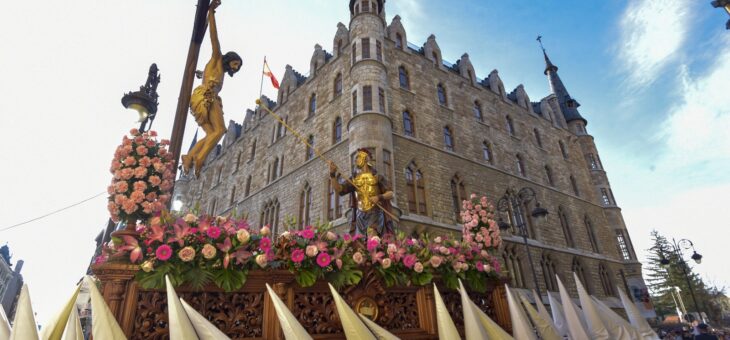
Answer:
[291,291,342,335]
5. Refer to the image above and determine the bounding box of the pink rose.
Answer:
[336,258,343,269]
[381,258,392,269]
[403,254,417,268]
[255,254,268,268]
[183,213,198,224]
[291,249,305,263]
[387,243,397,254]
[352,252,364,264]
[305,245,319,257]
[367,236,381,252]
[201,244,217,259]
[155,244,172,261]
[260,226,271,236]
[430,256,443,268]
[439,246,450,255]
[414,262,424,273]
[237,229,250,244]
[178,246,196,262]
[326,231,337,241]
[316,252,331,268]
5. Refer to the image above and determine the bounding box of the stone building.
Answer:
[0,245,24,320]
[174,0,654,314]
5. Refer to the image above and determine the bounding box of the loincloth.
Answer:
[190,85,222,126]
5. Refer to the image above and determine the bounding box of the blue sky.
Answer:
[0,0,728,322]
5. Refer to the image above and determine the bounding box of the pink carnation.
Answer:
[207,226,221,239]
[134,166,148,179]
[291,249,305,263]
[148,175,162,187]
[155,244,172,261]
[300,228,315,240]
[259,237,272,251]
[133,181,147,192]
[136,145,148,156]
[115,181,129,193]
[124,156,136,167]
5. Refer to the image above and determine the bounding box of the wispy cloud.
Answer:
[618,0,691,88]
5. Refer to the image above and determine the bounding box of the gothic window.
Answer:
[533,128,543,148]
[249,139,257,162]
[572,258,592,294]
[279,155,285,177]
[333,117,342,144]
[244,175,252,197]
[261,199,280,234]
[405,162,427,215]
[362,38,370,59]
[473,101,483,121]
[516,154,526,177]
[299,182,312,227]
[599,264,615,297]
[306,135,315,161]
[545,165,554,186]
[541,254,558,291]
[585,216,599,253]
[450,175,467,221]
[570,175,580,196]
[468,70,475,84]
[271,157,279,181]
[327,176,345,220]
[352,90,357,115]
[395,33,403,49]
[354,3,359,14]
[506,116,515,136]
[403,111,414,137]
[308,94,316,117]
[334,73,343,96]
[559,140,568,159]
[444,126,454,151]
[363,85,373,111]
[383,149,393,184]
[216,166,223,185]
[559,207,575,248]
[352,43,356,65]
[432,52,439,67]
[376,40,382,61]
[378,87,385,112]
[235,152,242,172]
[601,188,611,206]
[502,247,525,288]
[229,186,237,207]
[437,83,447,106]
[616,230,632,260]
[337,39,343,54]
[482,142,492,164]
[362,0,369,12]
[398,66,410,90]
[209,199,217,216]
[588,153,599,170]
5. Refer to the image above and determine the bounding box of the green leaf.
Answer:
[465,270,487,293]
[326,268,363,289]
[295,269,318,287]
[136,262,176,290]
[182,266,213,290]
[411,271,433,286]
[212,268,246,292]
[442,271,459,291]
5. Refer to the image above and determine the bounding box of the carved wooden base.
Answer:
[91,263,510,339]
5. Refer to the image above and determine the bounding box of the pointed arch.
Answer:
[436,83,448,106]
[333,116,343,144]
[502,246,526,288]
[585,215,599,253]
[398,66,410,90]
[450,174,467,221]
[540,253,559,291]
[334,73,343,96]
[473,100,483,121]
[405,161,427,215]
[299,182,312,228]
[402,110,415,137]
[599,263,615,297]
[443,126,454,151]
[558,206,575,248]
[572,257,592,294]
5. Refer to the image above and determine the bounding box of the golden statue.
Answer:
[182,0,242,176]
[329,149,395,236]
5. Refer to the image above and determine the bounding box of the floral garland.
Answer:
[107,129,175,223]
[102,195,503,293]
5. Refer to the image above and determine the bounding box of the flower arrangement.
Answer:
[104,194,503,292]
[107,129,175,223]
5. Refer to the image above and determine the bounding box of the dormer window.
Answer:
[395,33,403,49]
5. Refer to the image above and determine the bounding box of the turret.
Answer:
[542,48,587,135]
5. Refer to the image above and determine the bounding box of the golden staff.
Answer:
[255,99,399,223]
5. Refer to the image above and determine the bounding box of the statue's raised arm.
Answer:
[182,0,242,177]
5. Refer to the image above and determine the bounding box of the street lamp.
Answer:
[711,0,730,29]
[496,187,549,299]
[658,238,705,322]
[121,63,160,133]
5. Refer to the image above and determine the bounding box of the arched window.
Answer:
[352,90,358,115]
[541,254,558,291]
[444,126,454,151]
[559,140,568,159]
[235,152,242,172]
[361,0,369,12]
[308,94,317,117]
[230,186,236,206]
[361,38,370,59]
[271,157,279,181]
[482,142,492,163]
[306,135,315,161]
[432,51,439,67]
[570,175,580,196]
[585,216,599,253]
[260,198,280,233]
[559,207,575,248]
[503,247,525,288]
[337,39,343,54]
[249,139,257,161]
[544,165,554,186]
[516,154,526,177]
[354,3,359,14]
[299,183,312,228]
[209,198,217,216]
[599,264,615,297]
[378,87,385,112]
[506,116,515,136]
[405,162,427,215]
[600,188,612,206]
[376,40,382,61]
[473,101,483,121]
[395,33,403,49]
[403,111,414,137]
[333,117,342,143]
[398,66,410,89]
[533,128,543,148]
[327,176,345,220]
[363,85,373,111]
[334,73,343,95]
[437,83,447,106]
[450,175,467,221]
[572,258,591,294]
[587,153,599,170]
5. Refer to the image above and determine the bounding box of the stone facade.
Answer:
[174,0,653,313]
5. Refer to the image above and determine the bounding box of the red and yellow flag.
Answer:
[263,60,280,89]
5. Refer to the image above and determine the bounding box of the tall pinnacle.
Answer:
[536,36,586,125]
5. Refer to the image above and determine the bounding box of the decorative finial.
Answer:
[536,35,545,53]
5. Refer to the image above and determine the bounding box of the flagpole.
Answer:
[258,56,266,101]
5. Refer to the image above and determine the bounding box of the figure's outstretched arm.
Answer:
[208,0,222,58]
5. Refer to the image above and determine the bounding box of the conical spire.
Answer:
[537,37,587,125]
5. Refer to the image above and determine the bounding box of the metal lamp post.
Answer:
[496,187,549,299]
[659,238,704,322]
[121,63,160,133]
